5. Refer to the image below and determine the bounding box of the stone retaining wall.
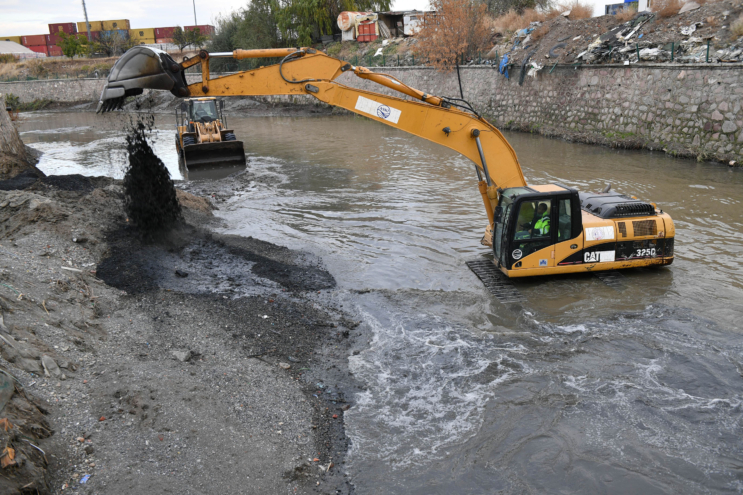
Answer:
[0,78,105,104]
[335,64,743,164]
[2,64,741,163]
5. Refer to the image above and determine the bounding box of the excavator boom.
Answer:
[98,46,674,281]
[97,46,526,225]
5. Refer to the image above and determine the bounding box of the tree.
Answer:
[56,32,90,59]
[275,0,391,46]
[415,0,491,70]
[208,3,285,71]
[234,0,282,50]
[97,30,136,56]
[188,27,209,49]
[482,0,552,16]
[173,27,191,52]
[173,26,210,52]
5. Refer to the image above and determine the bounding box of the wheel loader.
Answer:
[175,97,246,170]
[96,46,675,279]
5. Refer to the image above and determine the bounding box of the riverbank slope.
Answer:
[0,172,355,494]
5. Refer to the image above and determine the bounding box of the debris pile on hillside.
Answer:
[491,0,742,69]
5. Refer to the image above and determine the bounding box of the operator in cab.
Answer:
[515,202,550,240]
[192,100,217,122]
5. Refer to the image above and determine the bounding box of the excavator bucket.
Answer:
[181,141,247,169]
[97,46,187,113]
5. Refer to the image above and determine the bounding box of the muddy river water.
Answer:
[20,112,743,494]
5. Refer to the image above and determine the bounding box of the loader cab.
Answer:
[177,98,227,130]
[492,184,582,270]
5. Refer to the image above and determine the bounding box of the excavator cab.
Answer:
[175,97,246,174]
[493,185,583,275]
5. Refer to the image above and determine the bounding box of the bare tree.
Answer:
[414,0,491,70]
[97,30,136,56]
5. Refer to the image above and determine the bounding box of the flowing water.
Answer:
[20,112,743,494]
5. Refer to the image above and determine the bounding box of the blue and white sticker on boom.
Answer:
[355,96,401,124]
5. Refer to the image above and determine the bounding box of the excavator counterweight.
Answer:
[97,46,674,279]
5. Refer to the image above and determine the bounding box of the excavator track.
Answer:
[466,259,525,304]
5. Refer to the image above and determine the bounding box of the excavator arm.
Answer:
[97,46,527,225]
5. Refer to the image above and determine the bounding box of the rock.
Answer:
[175,189,213,214]
[722,121,737,133]
[711,110,723,121]
[278,362,291,370]
[84,445,94,455]
[678,1,700,13]
[172,350,192,362]
[28,198,50,210]
[0,95,40,180]
[58,361,77,371]
[41,355,64,379]
[16,357,41,374]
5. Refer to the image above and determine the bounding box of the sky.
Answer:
[1,0,608,37]
[1,0,430,36]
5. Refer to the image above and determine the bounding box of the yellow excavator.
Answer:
[175,96,246,170]
[97,46,674,279]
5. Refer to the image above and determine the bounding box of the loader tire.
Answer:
[224,132,237,141]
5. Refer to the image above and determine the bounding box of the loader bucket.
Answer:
[180,141,247,170]
[97,46,189,113]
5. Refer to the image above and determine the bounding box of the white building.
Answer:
[0,40,41,59]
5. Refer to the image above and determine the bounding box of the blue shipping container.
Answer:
[101,29,129,38]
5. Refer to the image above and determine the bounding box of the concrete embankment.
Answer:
[3,64,742,164]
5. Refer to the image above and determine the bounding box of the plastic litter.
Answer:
[527,62,543,78]
[80,474,90,484]
[499,53,510,79]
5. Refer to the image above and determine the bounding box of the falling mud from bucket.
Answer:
[123,115,182,233]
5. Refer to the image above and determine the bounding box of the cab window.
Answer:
[513,200,551,241]
[191,101,217,121]
[558,199,571,240]
[512,200,552,258]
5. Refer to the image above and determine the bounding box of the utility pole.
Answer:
[192,0,198,26]
[81,0,92,41]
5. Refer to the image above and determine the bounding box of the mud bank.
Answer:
[0,171,357,494]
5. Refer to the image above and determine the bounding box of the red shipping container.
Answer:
[45,34,62,45]
[155,38,173,44]
[21,35,47,46]
[48,23,77,35]
[357,22,377,42]
[154,27,176,38]
[28,45,49,55]
[185,25,214,35]
[84,31,101,40]
[48,45,63,56]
